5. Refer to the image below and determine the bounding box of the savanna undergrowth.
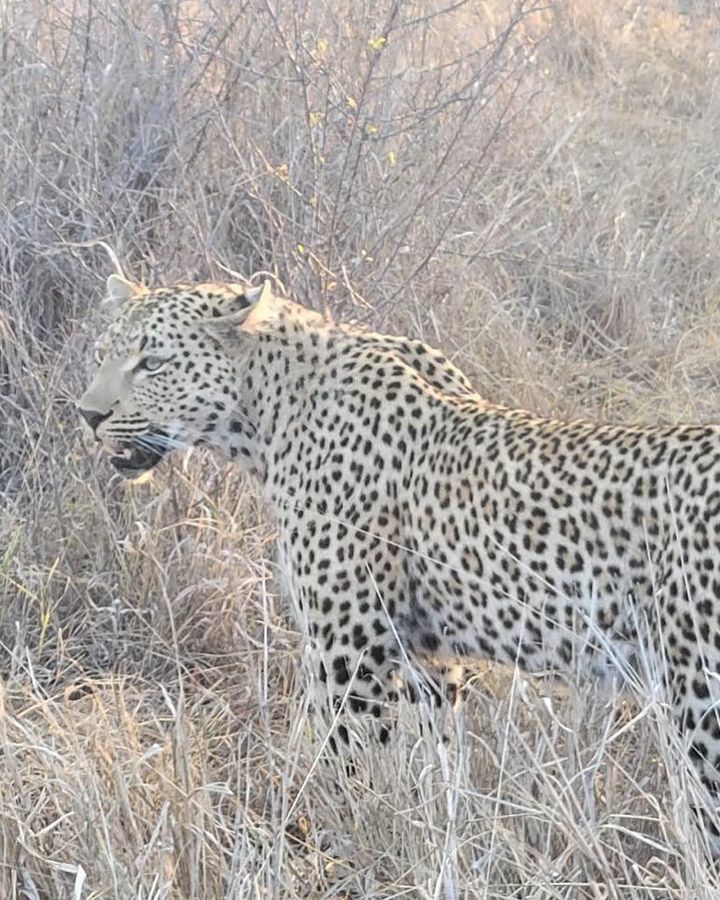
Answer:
[2,0,720,896]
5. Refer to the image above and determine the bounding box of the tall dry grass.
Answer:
[2,0,720,896]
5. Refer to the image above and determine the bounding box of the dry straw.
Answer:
[2,0,720,896]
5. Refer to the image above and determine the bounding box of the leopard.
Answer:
[79,274,720,851]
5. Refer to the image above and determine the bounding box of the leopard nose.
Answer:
[78,407,111,433]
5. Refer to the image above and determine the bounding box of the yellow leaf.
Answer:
[387,149,397,167]
[297,244,305,254]
[316,38,328,58]
[365,122,379,136]
[309,111,323,127]
[346,96,358,111]
[368,36,386,51]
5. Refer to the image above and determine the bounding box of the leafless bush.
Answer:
[2,0,720,896]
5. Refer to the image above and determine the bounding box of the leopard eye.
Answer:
[137,354,170,373]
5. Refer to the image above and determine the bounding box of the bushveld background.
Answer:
[1,0,720,897]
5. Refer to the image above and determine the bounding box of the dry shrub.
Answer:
[2,0,720,896]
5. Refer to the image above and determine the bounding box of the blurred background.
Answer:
[1,1,720,897]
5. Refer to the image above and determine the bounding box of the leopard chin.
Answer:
[108,429,171,479]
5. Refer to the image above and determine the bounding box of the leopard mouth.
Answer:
[109,429,171,479]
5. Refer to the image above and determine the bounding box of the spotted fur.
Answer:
[79,275,720,847]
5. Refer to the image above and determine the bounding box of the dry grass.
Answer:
[2,0,720,896]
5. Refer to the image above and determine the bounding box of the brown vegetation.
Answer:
[2,1,720,896]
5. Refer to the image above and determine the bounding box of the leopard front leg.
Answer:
[660,566,720,856]
[297,589,463,751]
[279,523,406,748]
[671,667,720,856]
[279,520,459,750]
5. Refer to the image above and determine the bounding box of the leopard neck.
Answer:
[214,300,336,483]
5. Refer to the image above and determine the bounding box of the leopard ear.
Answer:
[105,274,141,309]
[206,280,274,328]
